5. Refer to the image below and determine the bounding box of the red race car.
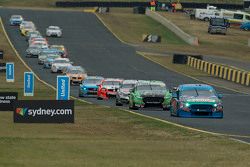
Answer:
[97,78,123,100]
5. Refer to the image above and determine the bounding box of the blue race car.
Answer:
[170,84,223,118]
[240,22,250,31]
[79,76,104,97]
[9,15,23,25]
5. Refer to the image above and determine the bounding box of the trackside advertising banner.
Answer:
[0,92,18,111]
[14,100,74,123]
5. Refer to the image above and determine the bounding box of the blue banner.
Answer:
[57,76,70,100]
[24,72,34,96]
[6,62,14,82]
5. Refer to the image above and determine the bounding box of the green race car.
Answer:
[129,80,172,110]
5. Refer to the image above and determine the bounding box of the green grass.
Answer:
[98,8,186,45]
[1,8,250,167]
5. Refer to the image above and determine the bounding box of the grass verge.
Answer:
[0,15,250,167]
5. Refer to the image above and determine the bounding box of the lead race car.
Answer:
[170,84,223,118]
[129,80,172,110]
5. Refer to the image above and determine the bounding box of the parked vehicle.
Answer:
[208,18,228,35]
[240,22,250,30]
[195,5,220,21]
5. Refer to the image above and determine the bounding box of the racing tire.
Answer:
[129,101,138,110]
[115,100,123,106]
[204,17,209,22]
[244,27,249,31]
[97,96,103,100]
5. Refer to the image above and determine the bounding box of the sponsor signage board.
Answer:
[0,92,18,111]
[6,62,14,82]
[14,100,74,123]
[24,72,34,96]
[57,75,70,100]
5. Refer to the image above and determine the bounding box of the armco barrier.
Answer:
[146,9,199,46]
[187,56,250,86]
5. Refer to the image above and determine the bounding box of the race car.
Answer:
[50,45,67,58]
[25,31,41,41]
[64,66,87,85]
[128,80,172,110]
[26,45,48,58]
[9,15,23,25]
[28,37,48,46]
[38,49,61,65]
[43,55,60,69]
[79,76,104,97]
[116,79,138,106]
[19,21,35,31]
[21,25,36,36]
[51,58,73,73]
[46,26,62,37]
[170,84,223,118]
[97,78,123,100]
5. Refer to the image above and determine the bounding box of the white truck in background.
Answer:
[195,5,221,21]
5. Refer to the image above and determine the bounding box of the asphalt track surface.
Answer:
[1,8,250,142]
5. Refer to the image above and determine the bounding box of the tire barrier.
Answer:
[145,9,199,46]
[142,34,161,43]
[0,50,3,59]
[187,56,250,86]
[133,6,146,14]
[172,54,202,64]
[98,7,109,13]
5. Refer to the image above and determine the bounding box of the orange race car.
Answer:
[64,66,87,85]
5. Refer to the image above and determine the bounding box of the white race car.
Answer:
[51,58,72,73]
[46,26,62,37]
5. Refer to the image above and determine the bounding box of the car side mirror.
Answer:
[218,94,223,99]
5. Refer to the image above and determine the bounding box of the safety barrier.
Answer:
[146,9,199,46]
[187,56,250,86]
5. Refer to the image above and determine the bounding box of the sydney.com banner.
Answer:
[14,100,74,123]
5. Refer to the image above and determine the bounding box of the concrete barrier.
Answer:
[145,9,199,46]
[187,56,250,86]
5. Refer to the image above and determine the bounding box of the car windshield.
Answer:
[211,19,225,26]
[103,81,120,86]
[121,84,135,89]
[49,27,59,30]
[54,60,68,63]
[69,70,84,74]
[83,79,102,85]
[181,88,216,97]
[137,84,166,92]
[47,54,60,59]
[12,16,21,19]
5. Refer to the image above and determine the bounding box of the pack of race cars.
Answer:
[9,15,224,118]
